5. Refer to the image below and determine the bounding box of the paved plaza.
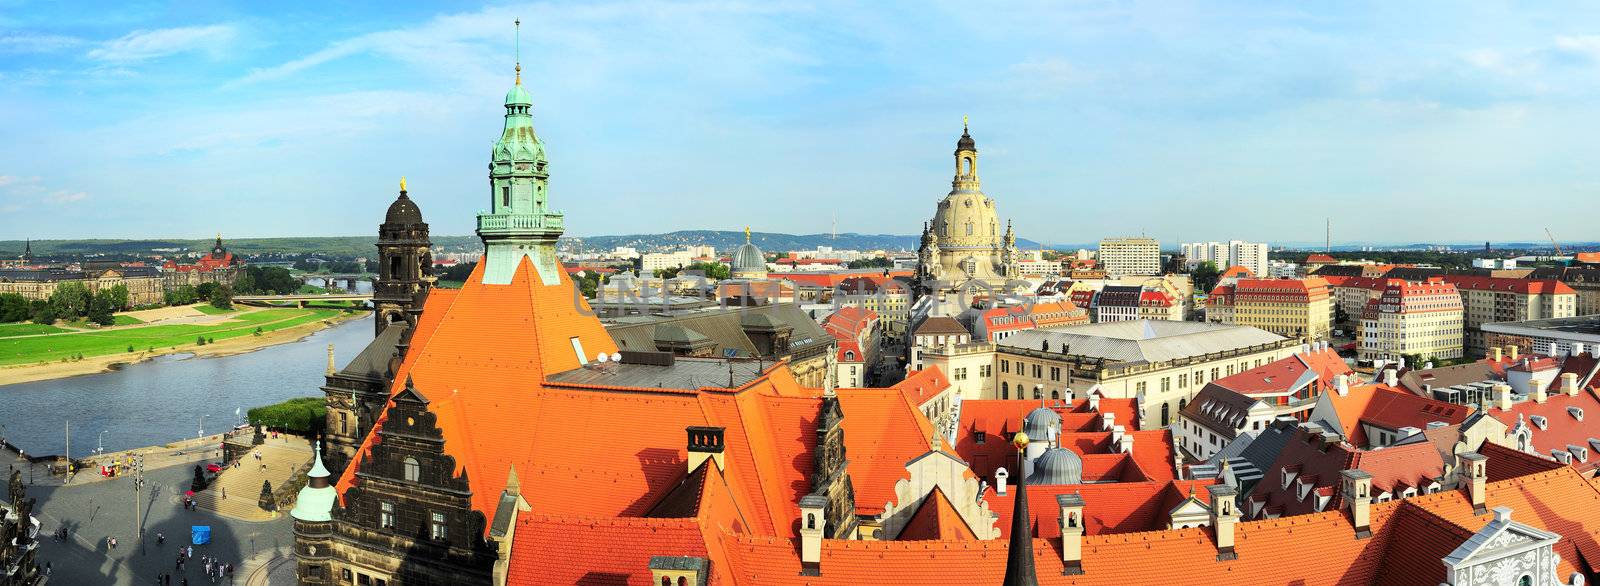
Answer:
[6,447,295,585]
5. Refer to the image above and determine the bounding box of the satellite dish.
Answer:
[596,352,609,363]
[610,352,621,363]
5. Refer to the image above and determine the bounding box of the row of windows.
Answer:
[379,501,449,540]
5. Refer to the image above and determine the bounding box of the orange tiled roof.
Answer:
[897,486,979,541]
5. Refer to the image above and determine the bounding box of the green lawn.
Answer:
[193,304,236,315]
[112,314,145,325]
[0,323,70,338]
[0,307,343,366]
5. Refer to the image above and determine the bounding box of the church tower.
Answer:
[914,119,1021,295]
[476,19,565,286]
[373,177,433,336]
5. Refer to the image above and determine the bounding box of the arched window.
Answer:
[965,221,973,236]
[1001,381,1009,399]
[962,156,973,176]
[1519,576,1532,586]
[807,513,816,529]
[403,457,420,482]
[1161,403,1170,426]
[1051,390,1059,400]
[661,578,671,586]
[389,256,402,280]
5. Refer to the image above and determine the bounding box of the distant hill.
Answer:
[564,230,1040,254]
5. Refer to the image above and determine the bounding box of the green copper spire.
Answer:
[477,17,564,285]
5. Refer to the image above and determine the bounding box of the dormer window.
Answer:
[1531,415,1549,430]
[403,457,420,482]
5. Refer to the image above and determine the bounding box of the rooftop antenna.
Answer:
[1325,218,1331,253]
[514,18,522,85]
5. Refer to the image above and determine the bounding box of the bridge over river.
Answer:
[233,293,372,307]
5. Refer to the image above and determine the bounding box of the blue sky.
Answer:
[2,1,1599,246]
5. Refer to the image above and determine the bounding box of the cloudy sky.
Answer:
[2,1,1599,246]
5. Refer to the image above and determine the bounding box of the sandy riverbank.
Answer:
[0,311,364,387]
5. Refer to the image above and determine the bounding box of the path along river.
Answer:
[1,300,375,459]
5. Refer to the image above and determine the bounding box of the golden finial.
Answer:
[963,114,969,129]
[745,226,751,243]
[1013,431,1030,450]
[400,176,407,192]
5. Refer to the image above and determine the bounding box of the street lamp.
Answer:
[97,430,107,456]
[199,414,207,439]
[130,454,145,555]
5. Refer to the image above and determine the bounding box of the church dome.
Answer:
[956,127,976,152]
[1028,447,1083,485]
[1022,407,1061,441]
[386,192,424,225]
[732,242,765,276]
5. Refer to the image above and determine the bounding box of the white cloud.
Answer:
[0,32,84,53]
[44,190,86,204]
[87,25,235,63]
[1554,35,1600,62]
[0,175,15,187]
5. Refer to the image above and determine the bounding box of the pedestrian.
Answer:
[157,531,165,545]
[220,487,226,499]
[44,562,50,576]
[109,536,117,549]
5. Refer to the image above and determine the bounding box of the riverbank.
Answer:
[0,309,365,386]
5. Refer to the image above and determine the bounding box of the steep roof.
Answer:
[1320,384,1469,445]
[897,486,978,541]
[1210,348,1351,397]
[1486,385,1600,473]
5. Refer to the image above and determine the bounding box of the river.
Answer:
[0,292,377,458]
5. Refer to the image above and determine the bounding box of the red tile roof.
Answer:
[1442,275,1576,295]
[1486,386,1600,473]
[1211,348,1352,397]
[897,486,979,541]
[1323,384,1468,445]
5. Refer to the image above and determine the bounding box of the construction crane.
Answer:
[1546,228,1564,256]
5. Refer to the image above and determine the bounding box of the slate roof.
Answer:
[998,320,1287,365]
[606,303,830,359]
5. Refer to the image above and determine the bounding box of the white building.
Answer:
[1267,259,1299,278]
[641,250,694,274]
[1099,238,1161,277]
[1183,241,1269,276]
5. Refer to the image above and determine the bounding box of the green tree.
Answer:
[0,293,30,322]
[209,284,233,310]
[846,257,894,269]
[31,306,56,325]
[48,281,92,317]
[87,290,116,326]
[166,285,198,306]
[105,284,129,310]
[196,282,220,301]
[1192,261,1223,294]
[247,397,327,435]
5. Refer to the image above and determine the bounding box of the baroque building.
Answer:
[373,178,434,336]
[915,122,1020,295]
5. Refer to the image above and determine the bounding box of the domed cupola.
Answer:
[731,226,767,280]
[1028,447,1084,485]
[385,177,425,226]
[956,125,976,153]
[1022,406,1062,442]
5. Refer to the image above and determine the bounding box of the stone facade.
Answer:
[915,124,1020,295]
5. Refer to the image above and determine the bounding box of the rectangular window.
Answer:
[501,186,511,207]
[380,502,395,529]
[571,337,588,365]
[1136,381,1147,393]
[1050,367,1061,381]
[1001,361,1009,374]
[431,512,448,540]
[980,365,991,378]
[1032,364,1041,378]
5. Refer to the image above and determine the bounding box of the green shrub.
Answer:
[247,397,326,435]
[196,336,206,346]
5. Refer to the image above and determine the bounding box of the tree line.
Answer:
[0,283,128,326]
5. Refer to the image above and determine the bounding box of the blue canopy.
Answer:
[191,525,211,545]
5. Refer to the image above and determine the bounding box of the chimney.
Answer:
[686,426,726,473]
[1424,361,1434,370]
[326,343,336,375]
[1100,412,1115,432]
[1334,374,1350,396]
[1111,424,1126,447]
[1492,347,1503,362]
[1460,452,1487,515]
[1397,356,1406,369]
[1341,469,1373,539]
[1057,493,1086,575]
[996,467,1010,496]
[1532,378,1548,404]
[798,494,827,576]
[1383,368,1398,387]
[1562,373,1580,397]
[1089,393,1101,413]
[649,556,709,586]
[1572,342,1586,357]
[1509,345,1519,360]
[1493,384,1513,411]
[1118,433,1135,454]
[1209,484,1240,561]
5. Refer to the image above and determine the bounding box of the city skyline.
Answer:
[4,1,1600,243]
